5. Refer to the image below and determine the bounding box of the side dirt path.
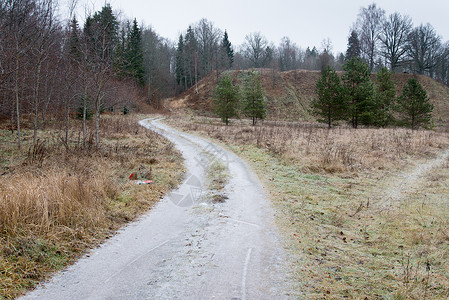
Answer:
[376,147,449,210]
[20,118,293,300]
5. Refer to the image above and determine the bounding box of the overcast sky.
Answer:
[69,0,449,54]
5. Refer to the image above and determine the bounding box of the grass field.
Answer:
[0,114,184,299]
[165,115,449,299]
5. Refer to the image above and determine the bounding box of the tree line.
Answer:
[1,0,446,149]
[348,3,448,86]
[0,1,175,148]
[172,2,449,93]
[174,19,234,92]
[311,58,433,129]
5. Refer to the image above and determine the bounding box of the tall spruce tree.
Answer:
[242,71,266,125]
[213,74,239,125]
[125,19,145,86]
[221,30,234,68]
[311,66,346,128]
[342,57,376,128]
[68,17,81,63]
[175,34,186,90]
[184,26,198,88]
[114,24,128,78]
[346,30,361,61]
[397,78,433,129]
[84,4,118,62]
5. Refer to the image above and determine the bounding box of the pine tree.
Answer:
[346,30,361,61]
[342,57,376,128]
[374,66,396,126]
[213,74,239,125]
[68,17,81,63]
[175,34,186,90]
[221,30,234,68]
[397,78,433,129]
[184,26,197,88]
[125,19,145,86]
[113,25,128,78]
[242,71,266,125]
[311,66,346,128]
[84,4,118,61]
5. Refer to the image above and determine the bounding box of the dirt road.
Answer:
[21,118,293,299]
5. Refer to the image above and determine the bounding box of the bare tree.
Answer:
[355,3,385,71]
[7,0,41,148]
[406,23,442,76]
[380,12,412,72]
[242,32,268,68]
[195,18,221,78]
[142,27,175,106]
[30,0,58,145]
[436,42,449,86]
[319,38,335,71]
[278,37,300,71]
[81,5,118,146]
[303,46,319,70]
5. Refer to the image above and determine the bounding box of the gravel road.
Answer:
[20,118,293,300]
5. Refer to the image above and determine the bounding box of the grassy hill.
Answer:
[166,69,449,127]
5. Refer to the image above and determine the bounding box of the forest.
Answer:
[1,0,448,147]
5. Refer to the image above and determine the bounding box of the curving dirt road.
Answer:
[21,118,293,300]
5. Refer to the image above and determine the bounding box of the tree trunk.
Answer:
[95,105,100,147]
[195,53,198,94]
[82,86,87,146]
[65,99,70,145]
[33,60,42,145]
[65,81,72,145]
[10,108,14,134]
[94,87,103,147]
[15,53,21,149]
[147,75,151,105]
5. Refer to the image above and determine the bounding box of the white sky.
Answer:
[67,0,449,54]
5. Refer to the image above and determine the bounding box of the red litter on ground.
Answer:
[129,173,152,184]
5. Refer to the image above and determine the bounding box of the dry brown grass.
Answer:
[168,117,449,175]
[165,114,449,299]
[0,114,184,299]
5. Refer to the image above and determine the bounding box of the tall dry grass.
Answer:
[0,114,184,298]
[0,165,115,236]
